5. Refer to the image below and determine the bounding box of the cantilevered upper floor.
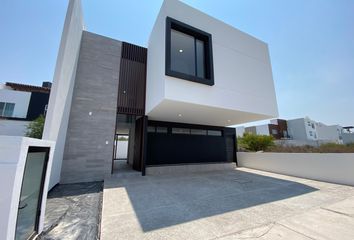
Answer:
[146,0,278,126]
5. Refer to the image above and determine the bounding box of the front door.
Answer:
[15,147,49,240]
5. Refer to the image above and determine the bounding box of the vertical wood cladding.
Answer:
[117,42,147,115]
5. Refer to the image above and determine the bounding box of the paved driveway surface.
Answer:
[101,168,354,240]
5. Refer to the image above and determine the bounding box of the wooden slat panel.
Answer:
[117,42,147,115]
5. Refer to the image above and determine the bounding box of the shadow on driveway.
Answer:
[105,169,317,232]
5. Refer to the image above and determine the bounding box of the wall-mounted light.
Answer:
[123,90,126,94]
[227,120,231,123]
[179,49,183,53]
[178,113,182,117]
[89,112,92,116]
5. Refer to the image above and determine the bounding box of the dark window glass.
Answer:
[171,29,196,76]
[191,129,207,135]
[172,128,190,135]
[147,126,156,133]
[1,102,15,117]
[4,103,15,117]
[166,17,214,85]
[207,130,222,136]
[0,102,4,116]
[156,127,168,133]
[196,39,205,78]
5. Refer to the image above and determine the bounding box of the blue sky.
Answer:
[1,0,353,126]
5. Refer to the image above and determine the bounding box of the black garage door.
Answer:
[146,121,236,166]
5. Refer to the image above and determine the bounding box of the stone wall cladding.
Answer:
[61,31,122,183]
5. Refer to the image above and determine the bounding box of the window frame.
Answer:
[0,102,15,117]
[165,17,214,86]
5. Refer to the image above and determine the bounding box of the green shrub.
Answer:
[238,133,274,152]
[25,115,45,139]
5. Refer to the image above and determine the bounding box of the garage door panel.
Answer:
[147,134,228,165]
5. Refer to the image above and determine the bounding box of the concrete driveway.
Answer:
[101,167,354,240]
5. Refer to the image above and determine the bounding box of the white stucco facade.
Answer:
[42,0,84,189]
[342,133,354,144]
[256,124,271,136]
[146,0,278,126]
[316,123,342,143]
[287,117,317,141]
[0,88,31,118]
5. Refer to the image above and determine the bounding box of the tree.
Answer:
[25,115,45,139]
[238,133,274,152]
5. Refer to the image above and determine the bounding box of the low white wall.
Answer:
[0,120,29,136]
[237,152,354,186]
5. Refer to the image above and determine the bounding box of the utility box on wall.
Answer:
[0,137,54,240]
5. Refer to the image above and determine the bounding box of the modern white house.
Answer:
[287,117,319,141]
[241,119,289,140]
[238,117,346,145]
[0,82,51,136]
[316,122,343,144]
[287,117,344,144]
[342,132,354,144]
[43,0,278,188]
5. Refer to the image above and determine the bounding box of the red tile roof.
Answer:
[6,82,50,94]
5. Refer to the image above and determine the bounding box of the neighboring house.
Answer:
[43,0,278,188]
[316,122,343,144]
[240,117,346,145]
[235,126,245,137]
[287,117,343,143]
[287,117,318,141]
[269,119,289,139]
[342,126,354,144]
[342,133,354,144]
[240,119,288,139]
[0,82,51,136]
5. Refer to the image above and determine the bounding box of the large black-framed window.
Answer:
[165,17,214,86]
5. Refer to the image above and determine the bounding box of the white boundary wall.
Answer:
[237,152,354,186]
